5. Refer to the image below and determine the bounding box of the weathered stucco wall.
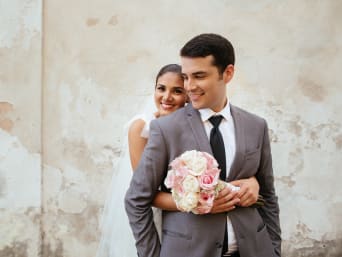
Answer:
[1,0,341,256]
[0,0,42,256]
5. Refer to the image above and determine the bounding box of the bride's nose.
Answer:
[162,91,173,101]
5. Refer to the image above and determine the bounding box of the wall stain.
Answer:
[0,242,28,257]
[61,139,120,173]
[289,147,304,174]
[305,122,341,149]
[0,174,6,198]
[42,240,63,257]
[268,128,278,143]
[278,175,296,187]
[0,102,14,132]
[127,50,151,63]
[287,119,303,137]
[284,238,342,257]
[24,207,41,225]
[298,77,327,102]
[108,15,118,26]
[0,119,14,132]
[55,204,100,244]
[62,139,97,172]
[284,224,342,257]
[333,134,342,150]
[86,18,99,27]
[0,102,13,114]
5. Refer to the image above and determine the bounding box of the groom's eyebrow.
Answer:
[182,71,207,78]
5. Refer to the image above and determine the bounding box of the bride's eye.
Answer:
[156,85,166,92]
[173,88,185,94]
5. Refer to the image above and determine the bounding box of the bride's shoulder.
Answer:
[128,118,146,134]
[127,113,154,138]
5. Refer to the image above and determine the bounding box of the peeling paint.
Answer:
[0,119,14,132]
[0,174,6,198]
[284,225,342,257]
[268,128,278,143]
[126,50,152,63]
[42,241,63,257]
[298,77,327,102]
[86,18,99,27]
[278,175,296,187]
[0,102,13,114]
[107,15,118,26]
[0,102,14,132]
[284,238,342,257]
[333,134,342,150]
[287,119,303,137]
[0,242,28,257]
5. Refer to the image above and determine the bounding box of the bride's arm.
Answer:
[152,191,178,211]
[128,119,148,170]
[129,119,178,211]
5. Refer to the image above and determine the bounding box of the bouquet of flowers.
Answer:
[164,150,239,214]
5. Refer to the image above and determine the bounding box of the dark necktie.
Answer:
[209,115,226,180]
[208,115,228,254]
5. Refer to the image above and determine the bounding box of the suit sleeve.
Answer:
[256,120,282,257]
[124,120,168,257]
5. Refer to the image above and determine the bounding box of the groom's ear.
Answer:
[223,64,234,84]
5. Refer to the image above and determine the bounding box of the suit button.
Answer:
[215,242,223,248]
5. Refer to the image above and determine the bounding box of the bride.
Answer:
[96,64,188,257]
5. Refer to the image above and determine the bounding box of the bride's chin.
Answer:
[158,109,172,116]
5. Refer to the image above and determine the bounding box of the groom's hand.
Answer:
[210,187,240,213]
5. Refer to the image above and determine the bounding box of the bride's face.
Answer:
[154,72,187,116]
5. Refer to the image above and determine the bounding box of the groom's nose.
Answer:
[185,78,196,91]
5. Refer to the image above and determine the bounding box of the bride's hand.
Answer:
[210,186,240,213]
[154,111,161,118]
[230,176,259,207]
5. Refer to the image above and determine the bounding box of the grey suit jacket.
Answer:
[125,104,281,257]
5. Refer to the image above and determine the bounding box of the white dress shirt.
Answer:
[198,102,238,253]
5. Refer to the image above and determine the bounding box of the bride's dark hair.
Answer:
[155,64,182,86]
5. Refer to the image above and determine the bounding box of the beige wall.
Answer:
[1,0,341,256]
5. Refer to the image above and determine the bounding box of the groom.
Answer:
[125,33,281,257]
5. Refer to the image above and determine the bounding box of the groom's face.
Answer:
[181,55,234,112]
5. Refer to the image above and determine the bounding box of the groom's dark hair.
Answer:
[180,33,235,74]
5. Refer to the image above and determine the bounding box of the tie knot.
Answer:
[209,115,224,128]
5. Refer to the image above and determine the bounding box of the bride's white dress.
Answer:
[96,112,162,257]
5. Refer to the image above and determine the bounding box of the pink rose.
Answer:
[194,191,215,214]
[198,190,215,205]
[194,203,212,214]
[199,168,220,190]
[202,152,219,169]
[165,169,176,188]
[174,165,189,179]
[170,157,184,170]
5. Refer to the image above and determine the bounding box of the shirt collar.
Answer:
[198,101,232,123]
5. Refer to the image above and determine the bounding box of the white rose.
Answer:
[178,192,198,212]
[181,150,207,176]
[182,175,200,193]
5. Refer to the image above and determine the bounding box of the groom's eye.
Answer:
[194,74,205,79]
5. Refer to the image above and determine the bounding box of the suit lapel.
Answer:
[185,104,213,155]
[184,104,246,181]
[228,105,246,181]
